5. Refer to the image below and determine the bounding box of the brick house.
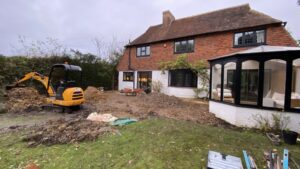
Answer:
[117,4,297,98]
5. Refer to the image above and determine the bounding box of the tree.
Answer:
[92,37,124,90]
[92,37,124,59]
[193,60,209,98]
[93,37,106,58]
[159,54,192,73]
[12,36,67,57]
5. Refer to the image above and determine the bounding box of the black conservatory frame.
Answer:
[209,50,300,113]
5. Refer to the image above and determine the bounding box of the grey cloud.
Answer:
[0,0,299,56]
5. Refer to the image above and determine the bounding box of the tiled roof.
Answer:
[129,4,282,46]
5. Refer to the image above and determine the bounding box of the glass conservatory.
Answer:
[208,45,300,131]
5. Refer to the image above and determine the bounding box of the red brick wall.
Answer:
[117,25,297,71]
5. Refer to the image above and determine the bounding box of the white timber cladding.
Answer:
[119,70,209,98]
[209,101,300,132]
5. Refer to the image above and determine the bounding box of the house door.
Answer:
[137,71,152,93]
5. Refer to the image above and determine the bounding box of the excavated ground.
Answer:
[5,87,47,113]
[92,92,228,126]
[23,117,116,146]
[2,86,229,146]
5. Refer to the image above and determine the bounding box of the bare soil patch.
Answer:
[84,86,106,102]
[5,87,46,113]
[2,86,229,146]
[91,92,228,127]
[23,117,116,146]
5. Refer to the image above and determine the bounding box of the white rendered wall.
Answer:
[152,70,208,98]
[210,101,300,132]
[118,71,135,90]
[119,70,208,98]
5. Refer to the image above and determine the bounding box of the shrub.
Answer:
[193,88,202,99]
[0,52,121,90]
[151,80,163,93]
[253,112,290,133]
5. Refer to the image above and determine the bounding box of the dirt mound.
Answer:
[23,118,115,146]
[93,92,229,127]
[84,86,106,103]
[6,87,46,113]
[133,93,228,126]
[139,93,182,108]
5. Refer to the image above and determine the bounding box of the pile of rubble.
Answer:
[5,87,46,113]
[139,93,183,108]
[23,117,115,146]
[84,86,106,103]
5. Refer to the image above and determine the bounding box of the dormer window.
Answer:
[234,30,266,47]
[137,45,150,57]
[174,39,194,54]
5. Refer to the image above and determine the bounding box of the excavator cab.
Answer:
[47,64,85,107]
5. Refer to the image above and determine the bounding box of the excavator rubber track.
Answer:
[41,104,73,113]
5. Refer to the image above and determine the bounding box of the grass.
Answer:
[0,118,299,169]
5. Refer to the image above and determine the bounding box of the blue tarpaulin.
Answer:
[110,118,138,126]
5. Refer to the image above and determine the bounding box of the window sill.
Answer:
[136,55,150,58]
[233,43,267,48]
[174,51,194,54]
[168,86,197,89]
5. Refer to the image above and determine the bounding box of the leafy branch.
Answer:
[159,54,209,98]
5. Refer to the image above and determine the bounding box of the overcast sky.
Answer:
[0,0,299,56]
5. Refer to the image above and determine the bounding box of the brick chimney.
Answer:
[163,10,175,26]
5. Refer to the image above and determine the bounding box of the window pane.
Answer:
[211,64,222,100]
[137,46,150,56]
[141,47,146,52]
[146,46,150,55]
[175,42,180,53]
[291,59,300,109]
[170,69,197,87]
[188,40,194,51]
[262,60,286,108]
[137,47,141,56]
[223,62,236,103]
[181,41,187,51]
[123,72,134,81]
[234,33,243,46]
[175,39,194,53]
[240,60,259,105]
[256,30,265,44]
[244,31,255,45]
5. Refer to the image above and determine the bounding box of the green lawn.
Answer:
[0,118,299,169]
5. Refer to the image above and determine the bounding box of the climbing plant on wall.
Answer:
[159,54,209,98]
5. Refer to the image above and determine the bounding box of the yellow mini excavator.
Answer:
[6,63,85,110]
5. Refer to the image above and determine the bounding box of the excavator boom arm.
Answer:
[7,72,55,96]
